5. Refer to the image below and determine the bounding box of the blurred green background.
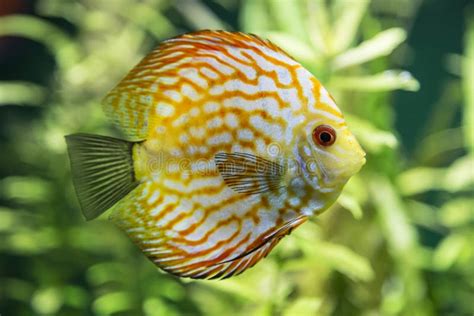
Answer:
[0,0,473,315]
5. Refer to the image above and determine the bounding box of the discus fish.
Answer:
[65,30,366,279]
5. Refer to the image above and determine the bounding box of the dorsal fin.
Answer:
[101,30,296,141]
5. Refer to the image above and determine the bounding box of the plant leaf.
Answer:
[266,32,320,62]
[463,13,474,153]
[397,167,446,196]
[240,0,272,33]
[295,236,374,282]
[31,287,63,315]
[338,192,363,219]
[370,176,417,255]
[0,15,77,68]
[268,0,306,40]
[283,297,322,316]
[314,242,374,282]
[0,176,51,203]
[331,0,370,53]
[92,291,135,315]
[0,82,46,106]
[332,28,407,70]
[433,234,466,270]
[113,3,174,39]
[439,198,474,227]
[345,114,398,153]
[330,70,420,92]
[173,0,229,31]
[444,155,474,191]
[306,0,331,55]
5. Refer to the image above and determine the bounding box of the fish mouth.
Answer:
[356,150,367,170]
[338,151,366,179]
[311,150,366,189]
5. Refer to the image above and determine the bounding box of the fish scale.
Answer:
[66,30,366,279]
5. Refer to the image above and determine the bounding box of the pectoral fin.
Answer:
[215,152,286,195]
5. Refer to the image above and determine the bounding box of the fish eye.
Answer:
[312,125,336,146]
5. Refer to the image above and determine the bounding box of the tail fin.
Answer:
[65,133,139,220]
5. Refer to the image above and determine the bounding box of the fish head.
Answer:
[297,104,366,191]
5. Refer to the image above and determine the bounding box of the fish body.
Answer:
[66,31,365,279]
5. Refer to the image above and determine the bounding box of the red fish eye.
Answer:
[312,125,336,146]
